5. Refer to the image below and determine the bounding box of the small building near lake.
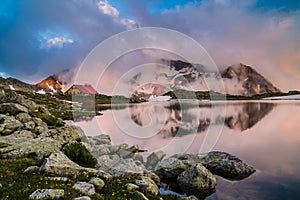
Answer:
[65,84,99,95]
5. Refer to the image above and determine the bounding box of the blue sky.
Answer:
[0,0,300,91]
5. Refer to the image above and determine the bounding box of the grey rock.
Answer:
[97,169,113,181]
[73,182,95,196]
[24,166,40,174]
[32,117,47,127]
[89,177,105,190]
[15,112,32,123]
[29,189,64,199]
[0,103,28,114]
[200,151,256,180]
[146,150,166,170]
[73,196,91,200]
[82,142,110,159]
[134,191,149,200]
[40,125,84,146]
[186,195,199,200]
[136,176,160,196]
[108,143,129,154]
[97,155,146,176]
[87,134,111,145]
[0,137,61,159]
[39,151,97,177]
[24,120,36,130]
[177,163,216,199]
[0,114,22,135]
[155,157,186,179]
[126,183,139,191]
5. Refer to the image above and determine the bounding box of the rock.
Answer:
[200,151,256,180]
[0,91,38,112]
[38,105,51,115]
[15,112,32,123]
[82,143,110,159]
[126,183,139,191]
[48,177,68,182]
[24,120,36,130]
[24,166,40,174]
[73,182,95,196]
[39,151,97,177]
[29,189,64,199]
[73,196,91,200]
[0,114,23,135]
[40,125,84,146]
[0,103,28,114]
[135,176,160,196]
[108,143,129,154]
[97,169,113,181]
[134,191,149,200]
[177,163,216,199]
[0,137,61,159]
[89,177,105,190]
[0,89,4,98]
[155,157,186,179]
[146,150,166,170]
[87,134,111,145]
[32,117,47,127]
[0,183,2,188]
[186,195,199,200]
[97,155,146,176]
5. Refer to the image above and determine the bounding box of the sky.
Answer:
[0,0,300,92]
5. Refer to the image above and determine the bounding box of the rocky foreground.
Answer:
[0,90,255,200]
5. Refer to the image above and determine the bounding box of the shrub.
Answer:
[63,142,96,168]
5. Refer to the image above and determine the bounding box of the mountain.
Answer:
[37,76,63,94]
[132,60,281,99]
[0,77,40,92]
[222,63,281,96]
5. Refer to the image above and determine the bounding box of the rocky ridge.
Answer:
[0,89,255,199]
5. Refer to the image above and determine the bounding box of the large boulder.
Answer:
[154,157,186,179]
[0,103,28,115]
[177,163,216,199]
[97,155,146,176]
[39,151,97,177]
[146,150,166,170]
[0,91,38,112]
[200,151,256,180]
[0,114,23,135]
[29,189,64,199]
[0,136,60,159]
[40,125,84,146]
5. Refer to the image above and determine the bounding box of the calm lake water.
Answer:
[72,100,300,200]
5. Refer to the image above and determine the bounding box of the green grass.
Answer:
[0,158,183,200]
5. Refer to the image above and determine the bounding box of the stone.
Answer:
[135,176,160,196]
[15,112,32,123]
[89,177,105,190]
[24,120,36,130]
[154,157,186,179]
[97,169,113,181]
[0,137,61,159]
[73,182,95,196]
[186,195,199,200]
[0,103,28,114]
[82,142,110,159]
[32,117,47,127]
[146,150,166,170]
[73,196,91,200]
[0,114,22,135]
[177,163,216,199]
[87,134,111,145]
[39,151,97,177]
[200,151,256,180]
[29,189,64,199]
[134,191,149,200]
[126,183,139,191]
[40,125,84,146]
[24,166,40,174]
[108,143,129,154]
[97,155,146,176]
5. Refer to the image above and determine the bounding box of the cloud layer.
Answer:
[0,0,299,91]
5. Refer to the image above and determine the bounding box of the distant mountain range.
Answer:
[0,60,282,97]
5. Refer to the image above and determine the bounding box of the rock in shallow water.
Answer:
[200,151,256,180]
[177,163,216,199]
[29,189,64,199]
